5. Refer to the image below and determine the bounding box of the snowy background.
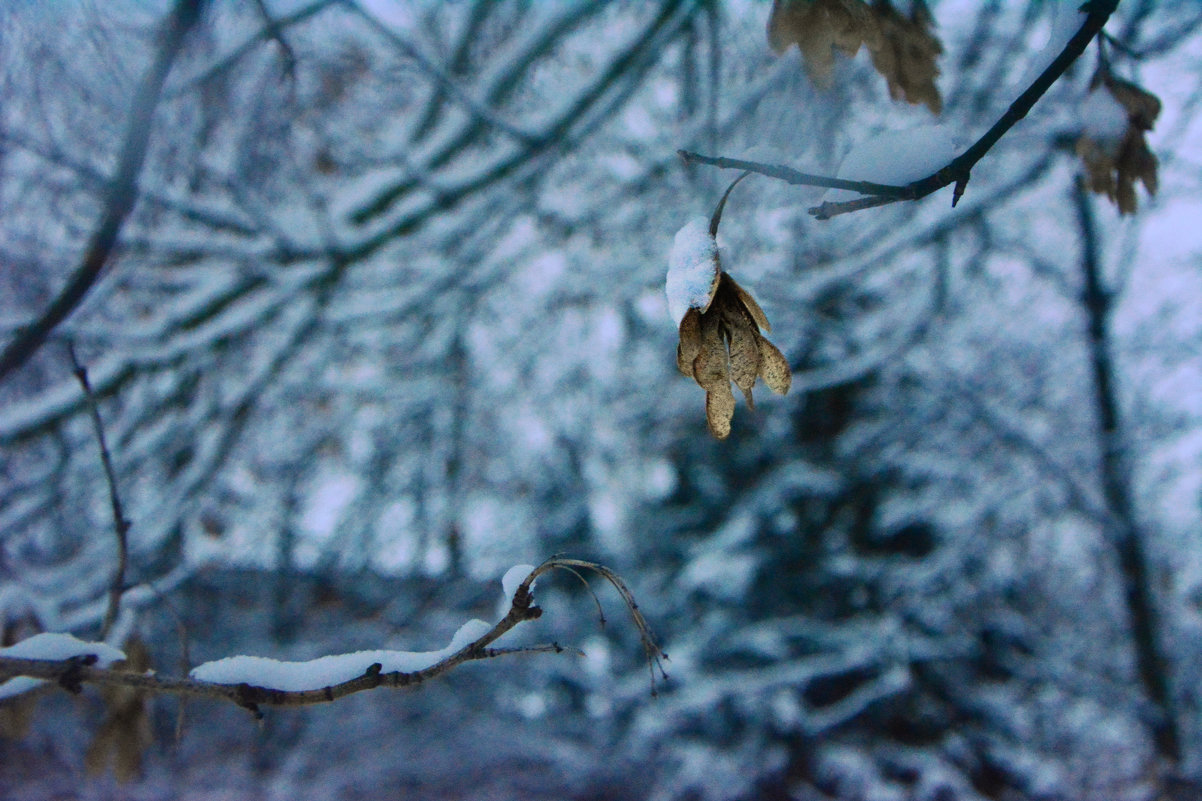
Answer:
[1,1,1201,799]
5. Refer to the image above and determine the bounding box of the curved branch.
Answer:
[0,558,661,714]
[679,0,1121,219]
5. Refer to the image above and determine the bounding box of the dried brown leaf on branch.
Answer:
[1076,72,1161,214]
[669,172,790,438]
[677,273,792,439]
[767,0,942,112]
[84,638,153,783]
[767,0,881,88]
[867,0,942,113]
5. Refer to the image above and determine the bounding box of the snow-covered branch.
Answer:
[0,558,663,717]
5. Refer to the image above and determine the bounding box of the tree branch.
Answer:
[67,345,130,640]
[678,0,1120,219]
[0,0,203,384]
[0,558,663,715]
[1073,180,1181,768]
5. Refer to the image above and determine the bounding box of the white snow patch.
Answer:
[0,632,125,664]
[826,125,961,202]
[189,619,493,691]
[502,564,536,602]
[0,633,127,700]
[356,0,416,32]
[666,217,719,325]
[622,105,656,139]
[1078,86,1129,145]
[299,472,362,545]
[1022,4,1088,87]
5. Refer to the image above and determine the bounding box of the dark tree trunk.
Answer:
[1074,181,1181,768]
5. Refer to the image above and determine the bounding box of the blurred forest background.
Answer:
[1,1,1201,799]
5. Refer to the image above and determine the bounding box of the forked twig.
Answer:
[528,557,669,693]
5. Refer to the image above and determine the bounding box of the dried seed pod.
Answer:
[674,271,792,439]
[868,0,943,114]
[758,338,793,396]
[1076,72,1161,214]
[677,308,703,377]
[768,0,881,88]
[705,380,737,439]
[726,305,764,407]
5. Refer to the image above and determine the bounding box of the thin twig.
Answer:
[555,565,609,628]
[709,170,752,236]
[679,0,1121,219]
[67,345,130,640]
[143,580,194,743]
[530,558,669,692]
[680,151,909,198]
[0,0,203,383]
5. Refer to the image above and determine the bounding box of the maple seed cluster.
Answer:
[677,273,792,440]
[767,0,942,113]
[1077,72,1161,215]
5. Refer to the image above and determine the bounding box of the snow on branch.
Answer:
[679,0,1121,219]
[0,558,665,718]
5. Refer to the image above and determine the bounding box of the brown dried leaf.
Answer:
[759,337,793,395]
[0,695,35,740]
[768,0,879,88]
[830,0,879,55]
[85,638,153,783]
[676,308,702,377]
[705,382,736,439]
[1076,75,1161,215]
[868,0,943,114]
[769,0,816,53]
[1125,131,1159,195]
[1105,76,1161,130]
[1077,137,1116,196]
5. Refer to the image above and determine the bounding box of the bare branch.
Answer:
[529,557,669,692]
[0,0,203,384]
[678,150,909,198]
[67,345,130,640]
[679,1,1121,220]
